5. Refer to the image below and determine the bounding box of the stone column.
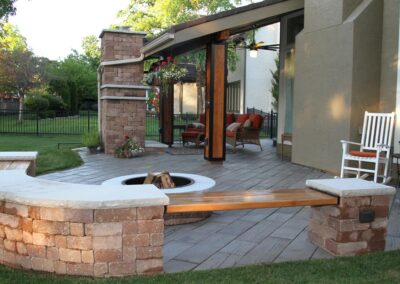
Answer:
[306,178,395,256]
[99,29,148,154]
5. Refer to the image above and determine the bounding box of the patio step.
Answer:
[166,188,338,213]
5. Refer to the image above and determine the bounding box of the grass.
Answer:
[0,135,83,175]
[0,250,399,283]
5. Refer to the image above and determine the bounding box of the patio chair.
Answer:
[340,111,395,184]
[226,114,264,151]
[182,114,205,147]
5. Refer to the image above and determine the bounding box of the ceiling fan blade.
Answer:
[255,41,265,48]
[257,44,280,51]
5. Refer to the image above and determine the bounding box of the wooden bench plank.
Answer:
[0,161,13,170]
[166,188,338,213]
[7,161,31,171]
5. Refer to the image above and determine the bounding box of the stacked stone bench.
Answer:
[0,152,395,277]
[0,152,168,277]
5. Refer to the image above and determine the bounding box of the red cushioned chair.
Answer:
[226,114,264,152]
[181,114,205,147]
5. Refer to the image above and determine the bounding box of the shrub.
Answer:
[43,94,66,111]
[81,131,100,148]
[24,95,49,112]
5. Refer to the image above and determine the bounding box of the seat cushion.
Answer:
[226,130,235,137]
[249,114,263,129]
[189,122,205,129]
[236,114,250,125]
[243,118,252,128]
[182,131,201,138]
[349,151,383,158]
[226,122,241,132]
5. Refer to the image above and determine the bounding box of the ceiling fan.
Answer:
[234,29,279,57]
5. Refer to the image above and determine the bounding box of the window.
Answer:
[226,81,241,113]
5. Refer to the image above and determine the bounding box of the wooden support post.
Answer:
[204,43,227,162]
[160,82,174,146]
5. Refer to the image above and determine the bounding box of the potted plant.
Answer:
[81,131,101,154]
[115,136,145,158]
[143,56,188,96]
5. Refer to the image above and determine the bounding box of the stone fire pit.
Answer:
[102,173,216,225]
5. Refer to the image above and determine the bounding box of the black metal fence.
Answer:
[0,109,98,135]
[145,111,278,141]
[0,109,278,140]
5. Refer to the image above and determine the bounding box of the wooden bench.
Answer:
[166,188,338,213]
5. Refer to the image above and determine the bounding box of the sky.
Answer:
[9,0,131,60]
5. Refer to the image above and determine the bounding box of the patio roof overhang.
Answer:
[141,0,304,58]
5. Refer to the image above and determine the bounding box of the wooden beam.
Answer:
[160,82,174,146]
[166,188,338,213]
[216,30,230,41]
[204,43,227,162]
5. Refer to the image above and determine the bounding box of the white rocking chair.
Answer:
[340,111,395,184]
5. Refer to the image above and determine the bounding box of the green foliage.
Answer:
[81,35,100,69]
[118,0,241,37]
[0,0,15,21]
[81,130,100,148]
[47,52,97,113]
[24,94,49,112]
[43,94,65,111]
[0,22,27,51]
[270,55,279,111]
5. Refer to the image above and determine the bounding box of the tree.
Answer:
[118,0,247,113]
[47,51,97,113]
[270,55,279,111]
[81,35,101,69]
[0,22,28,51]
[0,0,16,21]
[118,0,238,37]
[0,49,48,120]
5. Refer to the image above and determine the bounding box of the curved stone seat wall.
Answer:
[0,203,164,277]
[0,162,169,278]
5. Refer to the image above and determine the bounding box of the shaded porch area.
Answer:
[42,139,400,272]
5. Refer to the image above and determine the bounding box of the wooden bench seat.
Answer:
[166,188,338,213]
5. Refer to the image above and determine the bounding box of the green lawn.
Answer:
[0,250,398,283]
[0,135,83,175]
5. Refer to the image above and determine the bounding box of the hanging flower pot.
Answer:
[143,57,188,96]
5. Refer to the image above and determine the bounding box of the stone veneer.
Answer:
[0,203,164,277]
[307,178,395,256]
[99,29,147,154]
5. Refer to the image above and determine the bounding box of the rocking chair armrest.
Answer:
[376,144,391,151]
[340,140,362,146]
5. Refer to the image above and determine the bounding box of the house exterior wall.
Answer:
[173,83,198,114]
[292,0,387,174]
[227,23,280,114]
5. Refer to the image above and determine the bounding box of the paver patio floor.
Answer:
[43,139,400,272]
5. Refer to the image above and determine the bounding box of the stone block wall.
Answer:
[309,195,390,256]
[0,202,164,277]
[100,30,147,154]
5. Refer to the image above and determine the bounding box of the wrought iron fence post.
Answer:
[36,111,39,136]
[87,110,90,132]
[269,110,274,138]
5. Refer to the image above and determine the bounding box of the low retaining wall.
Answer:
[0,203,164,277]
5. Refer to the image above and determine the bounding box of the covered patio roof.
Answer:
[141,0,304,58]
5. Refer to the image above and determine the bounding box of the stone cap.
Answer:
[0,151,38,161]
[99,29,147,38]
[0,170,169,209]
[306,178,396,197]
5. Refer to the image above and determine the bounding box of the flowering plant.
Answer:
[115,136,144,158]
[144,56,188,96]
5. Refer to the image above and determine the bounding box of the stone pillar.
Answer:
[306,178,395,256]
[99,29,148,154]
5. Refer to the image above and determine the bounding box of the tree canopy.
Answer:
[0,0,16,20]
[118,0,242,36]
